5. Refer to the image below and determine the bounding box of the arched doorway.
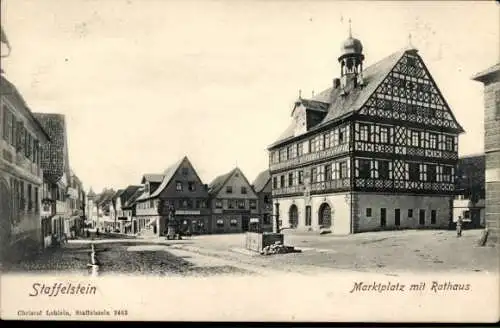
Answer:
[0,179,12,261]
[318,203,332,228]
[289,204,298,228]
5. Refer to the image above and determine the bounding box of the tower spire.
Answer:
[408,32,413,48]
[348,18,352,38]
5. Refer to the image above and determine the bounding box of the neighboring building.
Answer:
[268,30,464,234]
[208,167,259,233]
[453,154,485,229]
[110,189,124,230]
[68,170,86,233]
[251,169,273,232]
[86,187,97,228]
[34,113,73,246]
[135,156,210,237]
[95,188,116,231]
[0,73,50,261]
[472,63,500,244]
[114,185,141,233]
[122,186,144,234]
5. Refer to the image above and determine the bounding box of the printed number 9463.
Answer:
[114,310,128,316]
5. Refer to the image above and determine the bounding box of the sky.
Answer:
[1,0,498,193]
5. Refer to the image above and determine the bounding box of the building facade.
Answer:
[0,74,50,261]
[472,63,500,244]
[114,185,141,233]
[251,169,274,232]
[268,32,464,234]
[135,156,210,236]
[208,167,259,233]
[122,186,144,234]
[453,154,485,229]
[34,113,73,246]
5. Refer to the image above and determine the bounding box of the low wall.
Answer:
[245,232,284,252]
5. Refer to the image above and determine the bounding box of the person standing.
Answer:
[456,215,464,237]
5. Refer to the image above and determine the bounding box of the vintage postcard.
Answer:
[0,0,499,323]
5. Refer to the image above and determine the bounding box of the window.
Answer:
[419,163,427,181]
[215,199,222,209]
[228,200,234,209]
[340,161,349,179]
[409,163,420,181]
[226,186,233,193]
[176,181,183,191]
[333,129,339,145]
[379,160,390,179]
[309,138,316,153]
[182,168,189,176]
[411,130,420,147]
[280,175,285,188]
[428,133,437,149]
[311,167,317,183]
[230,218,238,227]
[431,210,437,224]
[380,126,389,144]
[250,199,256,209]
[442,166,452,183]
[359,124,369,141]
[325,164,332,181]
[324,132,331,148]
[216,218,224,227]
[273,177,278,189]
[297,143,303,156]
[263,195,270,204]
[238,200,245,209]
[298,171,303,184]
[339,127,346,144]
[200,200,207,208]
[445,136,454,151]
[241,186,247,194]
[288,173,293,187]
[188,181,196,191]
[464,210,470,219]
[366,208,372,217]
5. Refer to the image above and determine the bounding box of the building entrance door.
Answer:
[242,215,249,231]
[394,209,401,227]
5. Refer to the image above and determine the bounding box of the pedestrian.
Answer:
[456,215,463,237]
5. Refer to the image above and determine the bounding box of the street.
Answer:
[2,229,498,277]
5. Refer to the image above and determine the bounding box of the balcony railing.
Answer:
[270,143,350,172]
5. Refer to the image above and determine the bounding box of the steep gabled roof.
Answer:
[208,167,256,197]
[208,170,234,195]
[268,48,414,148]
[33,113,70,184]
[122,187,144,209]
[119,185,141,205]
[136,156,203,201]
[252,169,271,193]
[0,75,51,142]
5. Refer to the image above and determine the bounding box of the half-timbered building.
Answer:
[208,167,259,233]
[268,30,464,234]
[135,156,210,237]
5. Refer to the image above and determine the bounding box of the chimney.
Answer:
[333,78,341,89]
